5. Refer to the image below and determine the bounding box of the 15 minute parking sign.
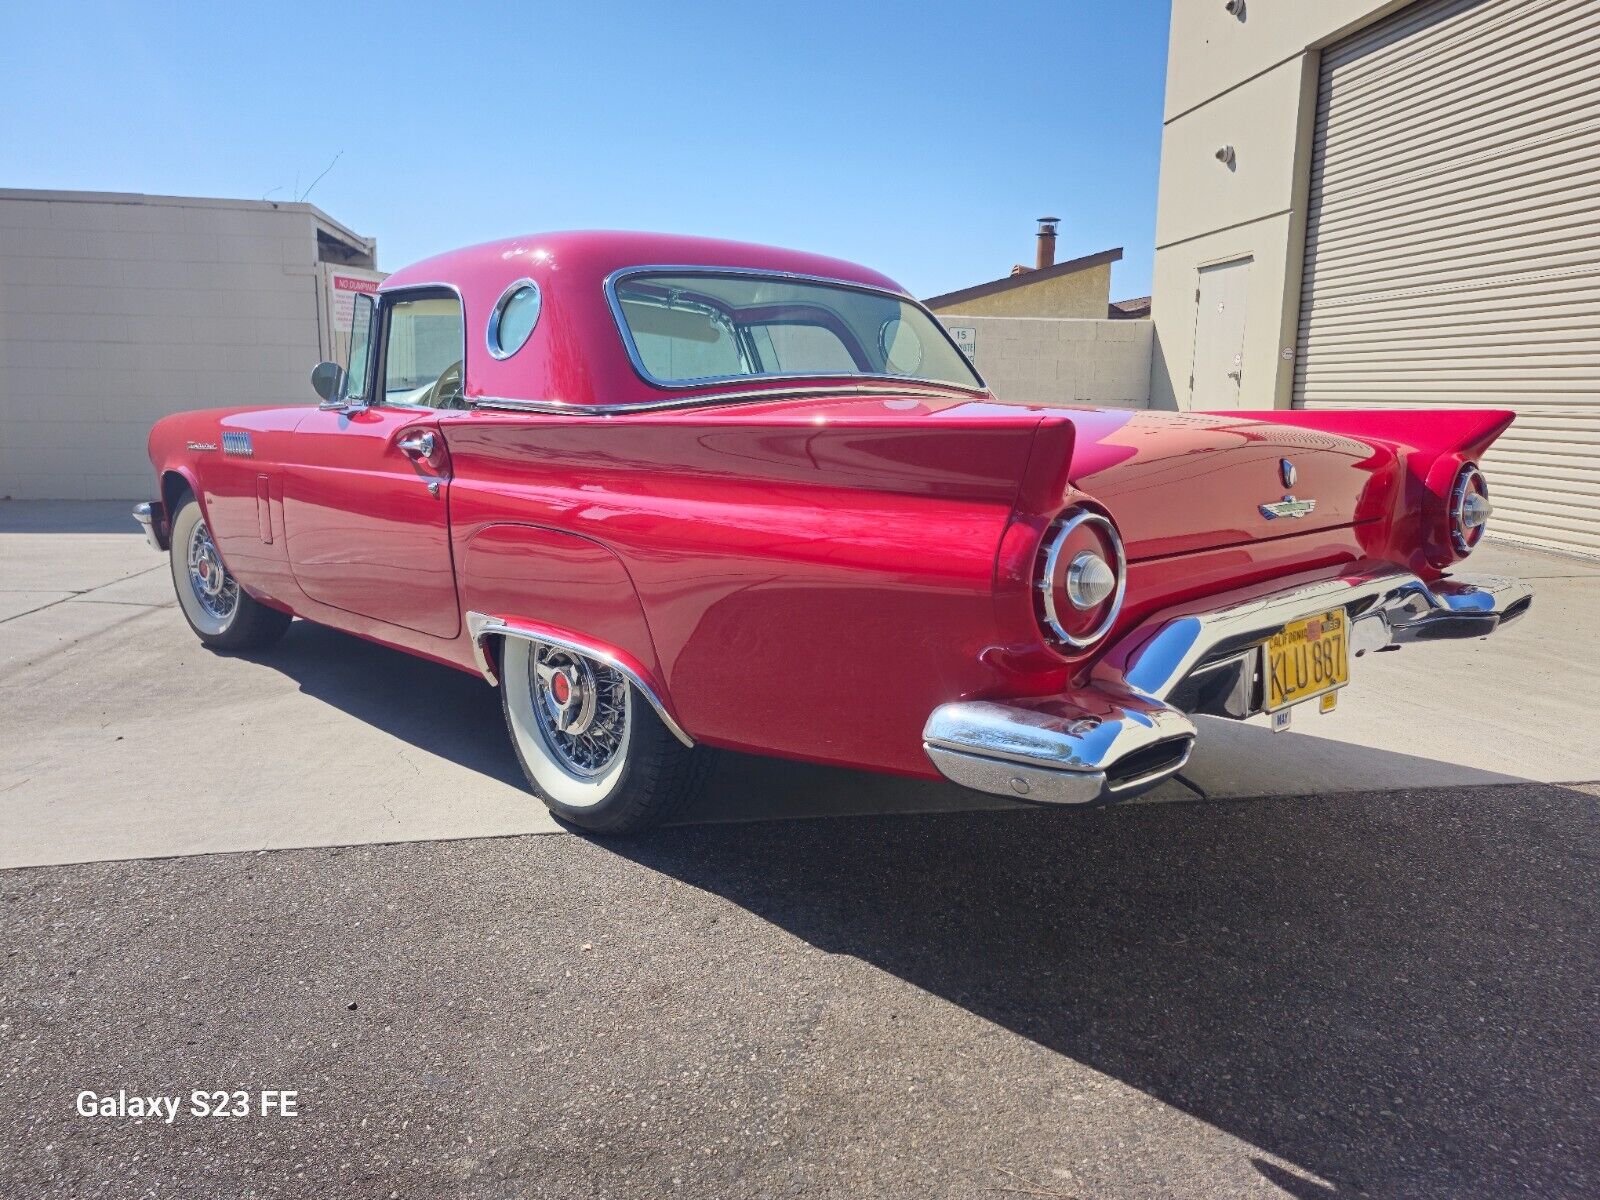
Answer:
[947,326,977,361]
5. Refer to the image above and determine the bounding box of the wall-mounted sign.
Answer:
[948,326,977,361]
[330,272,382,333]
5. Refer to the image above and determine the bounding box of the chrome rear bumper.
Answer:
[924,566,1533,806]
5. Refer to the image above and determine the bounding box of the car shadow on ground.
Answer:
[259,620,1545,828]
[248,621,1596,1190]
[612,783,1598,1196]
[262,620,529,789]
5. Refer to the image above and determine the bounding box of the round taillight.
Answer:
[1036,509,1127,649]
[1449,463,1491,556]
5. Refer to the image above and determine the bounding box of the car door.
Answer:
[281,288,463,639]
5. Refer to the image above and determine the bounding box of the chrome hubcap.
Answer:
[528,645,628,776]
[186,518,238,621]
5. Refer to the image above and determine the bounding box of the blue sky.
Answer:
[2,2,1171,300]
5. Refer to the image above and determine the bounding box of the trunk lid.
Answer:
[1064,409,1398,561]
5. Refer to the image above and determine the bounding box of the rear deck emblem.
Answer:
[1260,495,1317,520]
[1280,458,1297,487]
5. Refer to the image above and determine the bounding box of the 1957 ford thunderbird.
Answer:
[133,232,1532,832]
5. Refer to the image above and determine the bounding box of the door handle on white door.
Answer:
[1227,369,1242,382]
[398,432,436,459]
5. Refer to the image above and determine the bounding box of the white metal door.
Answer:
[1191,257,1252,409]
[1294,0,1600,557]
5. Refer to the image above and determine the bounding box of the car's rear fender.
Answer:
[454,522,686,736]
[1226,407,1516,572]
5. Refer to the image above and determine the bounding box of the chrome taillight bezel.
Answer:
[1036,509,1127,649]
[1448,462,1489,556]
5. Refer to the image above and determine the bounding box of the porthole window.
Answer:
[487,279,542,359]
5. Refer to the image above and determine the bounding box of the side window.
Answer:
[342,293,374,402]
[382,292,466,409]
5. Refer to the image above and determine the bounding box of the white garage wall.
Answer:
[0,190,374,500]
[935,316,1151,408]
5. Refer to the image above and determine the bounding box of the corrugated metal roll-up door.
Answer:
[1294,0,1600,557]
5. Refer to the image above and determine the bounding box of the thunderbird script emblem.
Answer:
[1260,495,1317,520]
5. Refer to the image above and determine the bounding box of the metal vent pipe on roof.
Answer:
[1036,216,1060,270]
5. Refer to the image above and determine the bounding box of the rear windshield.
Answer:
[612,272,984,390]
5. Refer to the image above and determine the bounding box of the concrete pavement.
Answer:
[2,501,1597,869]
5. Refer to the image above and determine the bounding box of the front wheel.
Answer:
[168,493,292,651]
[499,637,711,834]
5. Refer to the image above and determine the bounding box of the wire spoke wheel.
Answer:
[526,644,631,778]
[166,493,291,651]
[499,635,709,832]
[185,517,239,622]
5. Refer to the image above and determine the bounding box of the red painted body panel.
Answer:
[281,407,458,639]
[142,232,1517,781]
[456,524,671,707]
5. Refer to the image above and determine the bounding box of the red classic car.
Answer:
[133,232,1531,832]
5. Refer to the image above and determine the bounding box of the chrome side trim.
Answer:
[465,611,693,748]
[470,382,987,418]
[602,263,991,395]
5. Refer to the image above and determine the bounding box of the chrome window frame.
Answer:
[471,381,981,417]
[486,277,542,361]
[330,290,379,409]
[370,282,470,413]
[603,264,989,395]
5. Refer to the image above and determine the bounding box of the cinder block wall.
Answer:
[936,316,1151,408]
[0,191,370,499]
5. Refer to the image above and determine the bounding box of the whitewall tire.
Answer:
[498,636,711,834]
[167,493,291,651]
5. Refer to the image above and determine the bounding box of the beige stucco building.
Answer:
[925,247,1120,320]
[1150,0,1600,557]
[0,189,379,500]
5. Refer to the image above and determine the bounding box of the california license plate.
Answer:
[1265,608,1349,711]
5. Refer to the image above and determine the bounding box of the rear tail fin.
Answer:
[1225,408,1514,465]
[1236,408,1516,570]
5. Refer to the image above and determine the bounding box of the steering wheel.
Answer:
[428,360,465,409]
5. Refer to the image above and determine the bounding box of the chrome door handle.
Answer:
[398,432,435,459]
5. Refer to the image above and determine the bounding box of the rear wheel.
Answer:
[168,493,291,651]
[499,637,711,834]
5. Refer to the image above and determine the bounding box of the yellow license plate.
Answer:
[1265,608,1349,711]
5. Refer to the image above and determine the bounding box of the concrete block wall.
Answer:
[936,316,1151,408]
[0,190,371,499]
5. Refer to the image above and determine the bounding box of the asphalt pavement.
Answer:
[4,783,1597,1198]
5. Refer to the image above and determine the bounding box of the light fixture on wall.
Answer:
[1225,0,1245,16]
[1215,145,1237,167]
